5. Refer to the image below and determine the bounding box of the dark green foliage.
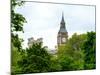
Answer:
[11,0,27,74]
[11,0,26,50]
[11,34,24,50]
[83,31,96,69]
[11,43,23,75]
[49,56,62,72]
[17,43,52,73]
[11,11,26,32]
[58,55,73,71]
[57,33,87,71]
[11,0,26,32]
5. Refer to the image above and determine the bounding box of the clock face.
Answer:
[62,37,66,43]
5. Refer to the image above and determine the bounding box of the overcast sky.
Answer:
[16,1,95,49]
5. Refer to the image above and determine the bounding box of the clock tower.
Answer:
[57,13,68,47]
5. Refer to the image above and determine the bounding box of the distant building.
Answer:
[44,46,48,49]
[28,37,43,47]
[48,49,57,55]
[57,13,68,47]
[36,38,43,44]
[46,45,57,55]
[27,37,57,55]
[28,37,34,47]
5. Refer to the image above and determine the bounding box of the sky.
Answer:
[15,1,95,49]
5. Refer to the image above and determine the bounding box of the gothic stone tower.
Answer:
[57,13,68,47]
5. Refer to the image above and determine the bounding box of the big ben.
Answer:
[57,13,68,47]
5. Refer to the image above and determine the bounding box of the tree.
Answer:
[83,31,96,69]
[49,56,62,72]
[11,0,26,32]
[58,33,87,70]
[11,0,27,74]
[11,43,24,74]
[11,0,26,50]
[17,43,52,74]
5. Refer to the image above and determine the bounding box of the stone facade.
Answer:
[28,37,43,47]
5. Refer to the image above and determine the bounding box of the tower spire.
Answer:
[62,12,64,22]
[58,12,67,33]
[61,12,65,25]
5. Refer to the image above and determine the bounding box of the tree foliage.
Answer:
[83,31,96,69]
[11,43,21,74]
[11,0,27,74]
[11,0,26,32]
[58,33,87,70]
[57,32,96,71]
[17,43,52,74]
[11,0,26,50]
